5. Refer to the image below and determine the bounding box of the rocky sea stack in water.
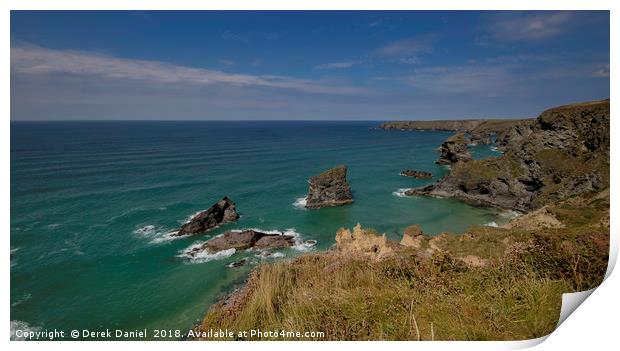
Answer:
[186,230,296,256]
[305,165,354,209]
[174,197,239,236]
[436,132,472,165]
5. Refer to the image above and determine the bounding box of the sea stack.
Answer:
[174,196,239,236]
[305,165,354,209]
[436,132,472,165]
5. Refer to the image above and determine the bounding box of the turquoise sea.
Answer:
[10,121,507,339]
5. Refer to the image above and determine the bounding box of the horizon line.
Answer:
[10,117,528,123]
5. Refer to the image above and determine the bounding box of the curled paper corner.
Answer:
[556,288,596,328]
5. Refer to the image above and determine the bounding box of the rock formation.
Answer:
[408,99,610,212]
[400,169,432,179]
[436,132,472,165]
[204,230,295,253]
[335,224,393,259]
[400,224,425,248]
[174,197,239,236]
[305,165,354,209]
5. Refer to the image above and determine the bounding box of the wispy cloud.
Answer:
[484,12,574,42]
[593,65,610,78]
[11,44,364,95]
[374,37,432,58]
[220,30,280,42]
[403,64,515,96]
[250,57,264,67]
[368,19,382,28]
[314,61,362,70]
[373,35,434,65]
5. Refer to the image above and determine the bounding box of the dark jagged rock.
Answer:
[400,169,432,179]
[412,99,610,212]
[254,235,296,249]
[205,230,295,253]
[174,197,239,236]
[436,132,472,165]
[305,165,354,209]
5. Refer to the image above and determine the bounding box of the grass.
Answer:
[198,191,608,341]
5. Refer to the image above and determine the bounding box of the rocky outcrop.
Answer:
[335,224,393,259]
[436,132,472,165]
[409,99,610,212]
[400,224,425,248]
[400,169,432,179]
[174,197,239,236]
[305,165,354,209]
[205,230,295,253]
[184,230,296,257]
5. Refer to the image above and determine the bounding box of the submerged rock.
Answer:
[227,259,248,268]
[305,165,354,209]
[205,230,295,253]
[174,197,239,236]
[436,132,472,165]
[400,169,432,179]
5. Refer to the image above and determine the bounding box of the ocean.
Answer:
[10,121,508,339]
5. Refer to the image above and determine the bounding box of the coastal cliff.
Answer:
[407,99,610,212]
[195,99,609,341]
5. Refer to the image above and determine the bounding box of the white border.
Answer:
[3,1,617,350]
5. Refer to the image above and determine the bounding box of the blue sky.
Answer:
[11,11,610,120]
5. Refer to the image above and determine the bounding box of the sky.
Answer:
[10,11,610,121]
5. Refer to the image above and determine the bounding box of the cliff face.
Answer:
[411,99,610,212]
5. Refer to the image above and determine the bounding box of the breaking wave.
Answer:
[177,240,236,264]
[392,188,411,198]
[292,197,307,209]
[10,320,41,341]
[133,225,181,244]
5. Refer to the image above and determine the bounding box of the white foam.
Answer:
[255,251,286,259]
[490,146,504,154]
[133,225,182,244]
[238,228,315,252]
[392,188,412,198]
[47,223,61,229]
[179,227,316,263]
[484,221,499,227]
[292,196,307,209]
[11,293,32,307]
[499,210,521,219]
[177,241,236,264]
[180,210,205,224]
[10,320,41,341]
